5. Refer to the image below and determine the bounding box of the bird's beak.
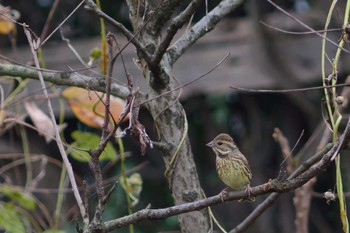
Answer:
[206,141,214,147]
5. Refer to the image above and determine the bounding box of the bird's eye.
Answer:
[217,142,223,146]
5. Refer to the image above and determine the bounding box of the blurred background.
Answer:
[1,0,350,232]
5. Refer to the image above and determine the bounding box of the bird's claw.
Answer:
[239,185,255,202]
[246,185,252,196]
[219,187,229,203]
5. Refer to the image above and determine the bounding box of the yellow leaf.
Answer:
[62,87,128,128]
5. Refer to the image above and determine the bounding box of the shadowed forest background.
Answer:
[1,0,350,233]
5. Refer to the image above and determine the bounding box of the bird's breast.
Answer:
[216,156,251,190]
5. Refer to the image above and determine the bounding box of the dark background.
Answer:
[1,0,349,232]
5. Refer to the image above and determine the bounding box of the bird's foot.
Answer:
[238,185,255,202]
[219,187,229,203]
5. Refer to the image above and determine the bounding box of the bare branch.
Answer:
[0,63,134,100]
[40,0,85,48]
[138,53,230,107]
[260,20,341,35]
[0,53,93,73]
[294,177,316,233]
[273,128,293,174]
[60,29,90,68]
[230,141,335,233]
[231,115,350,233]
[231,83,350,93]
[273,128,292,158]
[88,34,133,226]
[23,25,89,227]
[101,34,115,139]
[266,0,350,55]
[102,182,118,205]
[151,0,202,66]
[82,181,89,221]
[102,141,338,231]
[40,0,60,41]
[167,0,243,65]
[84,0,152,64]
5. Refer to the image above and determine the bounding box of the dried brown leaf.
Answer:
[24,101,66,143]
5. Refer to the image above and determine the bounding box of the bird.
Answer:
[206,133,254,202]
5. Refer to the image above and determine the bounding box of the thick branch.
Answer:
[0,63,135,99]
[149,0,184,34]
[230,143,334,233]
[102,142,335,231]
[151,0,202,66]
[167,0,243,65]
[230,192,280,233]
[125,0,140,29]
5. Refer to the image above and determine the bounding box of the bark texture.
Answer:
[145,61,211,232]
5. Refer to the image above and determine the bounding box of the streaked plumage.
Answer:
[206,133,253,201]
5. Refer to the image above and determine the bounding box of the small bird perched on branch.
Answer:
[206,133,254,202]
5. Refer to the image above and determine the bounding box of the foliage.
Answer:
[69,131,118,162]
[0,185,36,233]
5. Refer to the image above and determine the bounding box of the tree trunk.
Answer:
[145,58,211,232]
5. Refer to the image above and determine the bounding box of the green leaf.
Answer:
[0,185,36,210]
[69,131,117,162]
[0,203,25,233]
[119,173,143,207]
[90,47,102,61]
[88,47,102,66]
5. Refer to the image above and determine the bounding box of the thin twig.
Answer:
[266,0,350,55]
[23,25,88,227]
[40,0,85,47]
[89,34,120,225]
[137,53,230,107]
[0,159,147,194]
[101,33,114,140]
[82,181,89,221]
[60,29,89,68]
[31,157,48,188]
[102,181,118,205]
[84,0,152,65]
[260,20,340,35]
[109,0,164,65]
[0,11,26,27]
[40,0,60,41]
[231,83,350,93]
[273,128,293,175]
